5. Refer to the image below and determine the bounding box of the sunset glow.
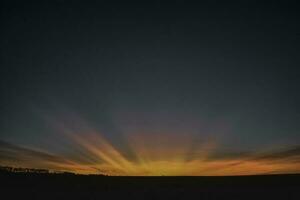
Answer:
[1,113,299,176]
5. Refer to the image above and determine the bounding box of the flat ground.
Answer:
[1,171,299,200]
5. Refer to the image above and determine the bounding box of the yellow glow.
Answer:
[1,116,299,176]
[25,131,298,176]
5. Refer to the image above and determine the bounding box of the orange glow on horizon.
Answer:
[2,130,299,176]
[1,113,299,176]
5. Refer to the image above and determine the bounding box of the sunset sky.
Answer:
[1,1,300,175]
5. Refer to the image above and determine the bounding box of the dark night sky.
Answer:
[1,1,300,168]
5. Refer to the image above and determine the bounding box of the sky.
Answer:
[0,1,300,175]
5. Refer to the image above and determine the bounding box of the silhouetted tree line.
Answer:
[0,166,105,176]
[0,166,51,173]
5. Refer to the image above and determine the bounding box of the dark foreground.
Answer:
[1,171,299,200]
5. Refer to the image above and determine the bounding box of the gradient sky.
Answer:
[0,1,300,175]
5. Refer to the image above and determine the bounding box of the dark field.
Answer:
[1,171,299,200]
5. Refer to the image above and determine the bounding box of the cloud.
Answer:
[208,145,300,162]
[0,140,94,174]
[0,140,65,163]
[253,146,300,162]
